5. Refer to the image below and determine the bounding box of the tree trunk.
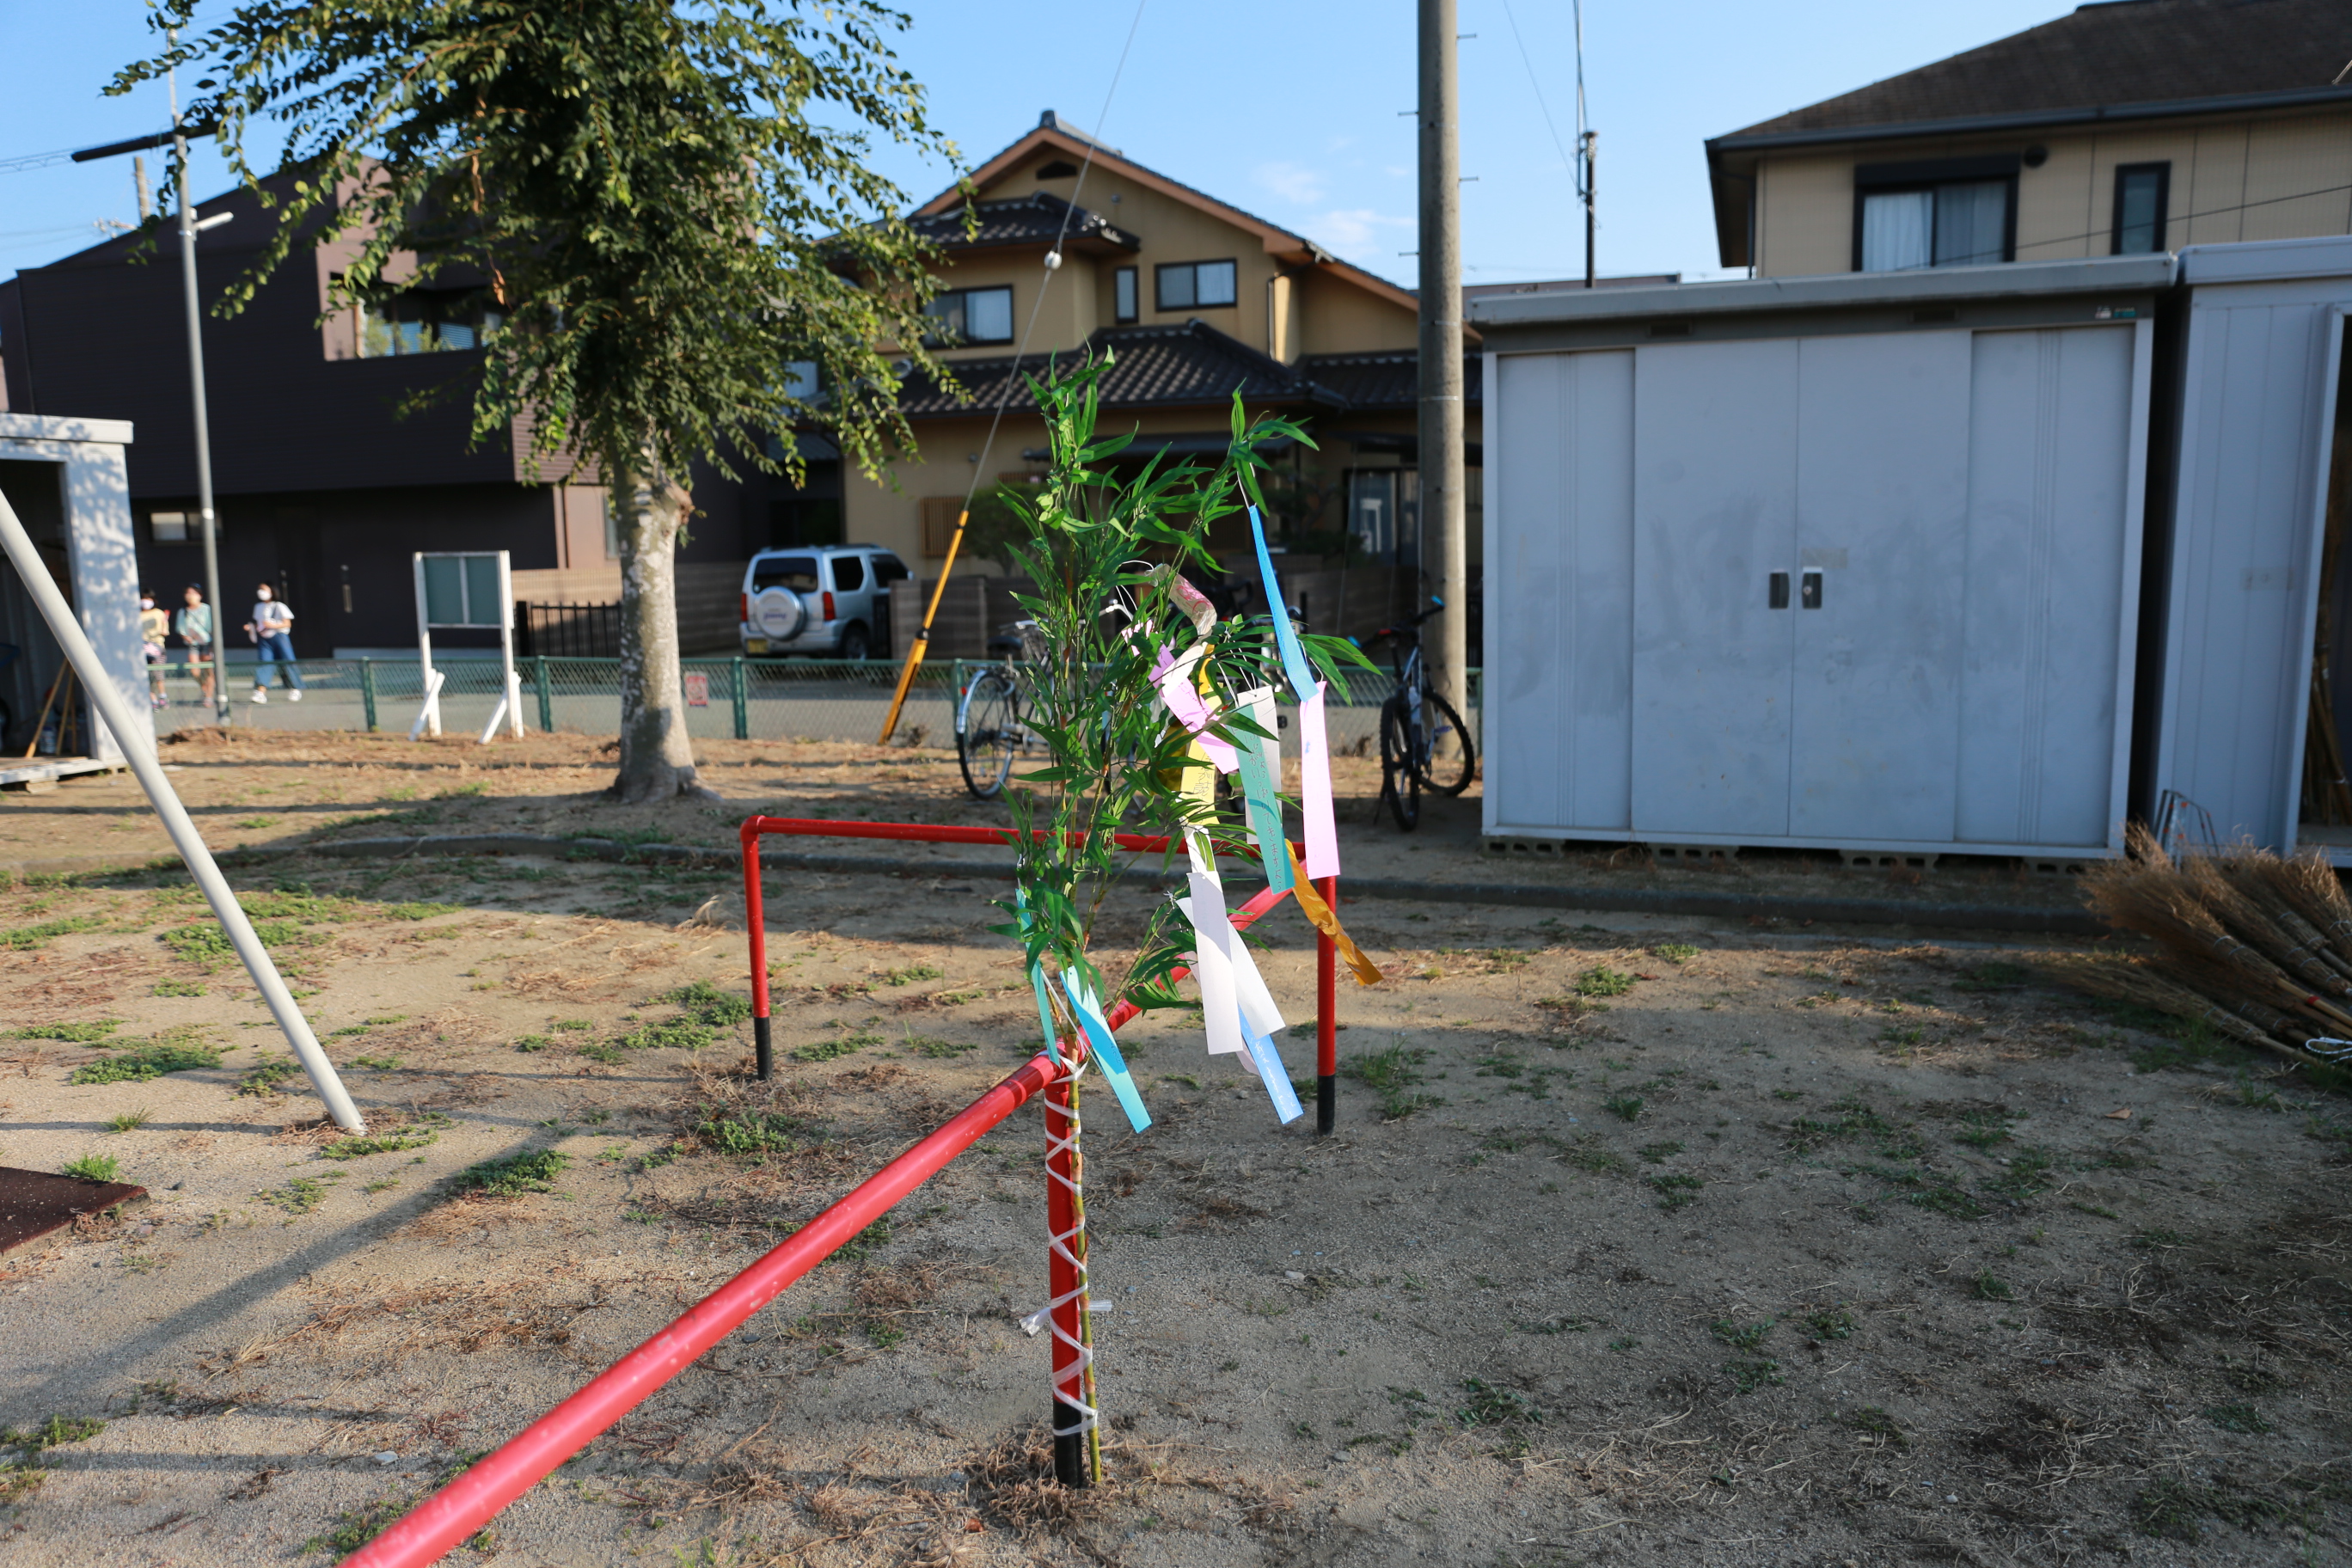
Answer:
[608,448,718,804]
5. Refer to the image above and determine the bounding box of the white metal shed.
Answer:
[0,413,150,776]
[1471,256,2171,862]
[2149,236,2352,863]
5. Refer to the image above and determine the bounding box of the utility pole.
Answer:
[1417,0,1468,742]
[169,34,228,726]
[1582,131,1597,287]
[133,156,154,222]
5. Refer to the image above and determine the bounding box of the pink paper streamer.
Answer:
[1299,683,1340,879]
[1152,648,1239,774]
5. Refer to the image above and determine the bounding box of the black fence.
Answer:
[514,600,624,658]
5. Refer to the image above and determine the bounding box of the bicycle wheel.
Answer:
[1414,690,1477,796]
[957,668,1020,799]
[1379,697,1420,830]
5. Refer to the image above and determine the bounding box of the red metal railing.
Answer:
[344,822,1321,1567]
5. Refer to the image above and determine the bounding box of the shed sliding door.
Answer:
[1491,322,2137,854]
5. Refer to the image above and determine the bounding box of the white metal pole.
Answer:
[497,549,522,738]
[168,32,229,727]
[413,553,440,738]
[0,490,365,1133]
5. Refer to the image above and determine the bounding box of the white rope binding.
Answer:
[1043,1057,1099,1440]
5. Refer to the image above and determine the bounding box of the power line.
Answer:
[0,147,83,176]
[1498,0,1577,196]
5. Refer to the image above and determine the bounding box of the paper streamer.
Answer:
[1183,872,1247,1058]
[1062,974,1152,1134]
[1297,682,1340,879]
[1153,646,1239,774]
[1234,686,1293,893]
[1242,1022,1304,1124]
[1245,503,1320,701]
[1179,885,1302,1124]
[1288,842,1385,986]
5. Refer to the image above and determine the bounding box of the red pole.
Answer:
[740,820,772,1081]
[1316,875,1338,1134]
[1043,1071,1097,1485]
[340,1049,1069,1568]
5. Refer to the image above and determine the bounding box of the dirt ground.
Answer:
[0,732,2345,1567]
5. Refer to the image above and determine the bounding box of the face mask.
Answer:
[259,590,273,601]
[140,598,153,609]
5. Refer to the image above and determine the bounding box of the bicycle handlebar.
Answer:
[1352,598,1446,647]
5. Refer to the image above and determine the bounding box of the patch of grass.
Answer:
[1646,1172,1704,1209]
[11,1019,119,1042]
[1455,1378,1542,1428]
[831,1217,891,1262]
[162,918,316,967]
[1650,941,1700,965]
[664,980,753,1026]
[303,1494,413,1557]
[512,1034,550,1053]
[2125,1014,2235,1075]
[1602,1093,1645,1123]
[1559,1138,1629,1174]
[1575,967,1636,998]
[2129,1228,2188,1250]
[1636,1140,1683,1163]
[257,1177,328,1216]
[1785,1095,1920,1159]
[233,1056,303,1098]
[60,1154,120,1183]
[1802,1308,1855,1342]
[0,1415,104,1454]
[451,1148,570,1197]
[2,914,106,951]
[612,1018,718,1052]
[1771,1088,1804,1101]
[1952,1106,2020,1150]
[351,1055,402,1072]
[694,1108,821,1160]
[550,1018,592,1032]
[1904,1182,1989,1221]
[67,1036,222,1085]
[322,1124,442,1161]
[904,1035,977,1057]
[150,979,205,997]
[1711,1319,1773,1352]
[575,1041,626,1065]
[1343,1044,1441,1121]
[882,964,943,987]
[1723,1356,1783,1393]
[1972,1270,2013,1301]
[1982,1145,2058,1202]
[105,1109,152,1133]
[790,1028,884,1063]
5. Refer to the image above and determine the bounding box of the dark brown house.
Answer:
[0,175,782,653]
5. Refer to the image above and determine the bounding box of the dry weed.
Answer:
[965,1425,1110,1534]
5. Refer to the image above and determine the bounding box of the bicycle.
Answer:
[956,621,1042,799]
[1362,601,1475,830]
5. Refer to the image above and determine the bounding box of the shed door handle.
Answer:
[1800,569,1823,609]
[1768,572,1789,609]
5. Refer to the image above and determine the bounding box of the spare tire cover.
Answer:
[752,587,807,641]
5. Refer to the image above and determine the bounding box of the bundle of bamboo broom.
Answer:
[2048,826,2352,1068]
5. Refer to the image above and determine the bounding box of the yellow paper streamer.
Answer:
[1286,842,1383,986]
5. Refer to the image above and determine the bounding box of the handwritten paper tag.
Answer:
[1234,686,1292,892]
[1298,683,1340,879]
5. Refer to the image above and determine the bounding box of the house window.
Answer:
[357,288,503,357]
[150,510,209,543]
[922,285,1014,346]
[1114,266,1138,323]
[2112,162,2171,255]
[1859,180,2012,272]
[781,360,818,400]
[1155,259,1238,311]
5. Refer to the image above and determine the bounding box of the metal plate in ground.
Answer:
[0,1167,147,1253]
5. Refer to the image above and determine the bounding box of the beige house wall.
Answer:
[1749,107,2352,277]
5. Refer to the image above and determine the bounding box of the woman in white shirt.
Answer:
[244,583,303,703]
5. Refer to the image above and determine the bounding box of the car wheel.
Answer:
[839,623,870,662]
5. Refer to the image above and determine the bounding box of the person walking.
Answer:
[175,584,215,709]
[244,582,303,703]
[138,589,170,709]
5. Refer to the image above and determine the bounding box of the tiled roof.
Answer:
[1296,350,1482,410]
[1724,0,2352,142]
[896,321,1347,417]
[907,190,1138,254]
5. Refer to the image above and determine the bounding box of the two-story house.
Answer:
[845,112,1481,608]
[1706,0,2352,278]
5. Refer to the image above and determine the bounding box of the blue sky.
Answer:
[1,0,2070,289]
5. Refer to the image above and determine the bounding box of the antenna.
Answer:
[1574,0,1595,286]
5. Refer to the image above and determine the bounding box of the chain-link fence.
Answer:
[141,654,1479,749]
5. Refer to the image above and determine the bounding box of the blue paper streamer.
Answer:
[1062,974,1153,1134]
[1246,503,1320,701]
[1242,1020,1304,1124]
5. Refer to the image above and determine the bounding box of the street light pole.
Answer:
[169,34,228,726]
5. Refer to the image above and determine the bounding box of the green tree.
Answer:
[114,0,959,800]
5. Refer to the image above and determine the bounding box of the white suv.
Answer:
[739,545,910,660]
